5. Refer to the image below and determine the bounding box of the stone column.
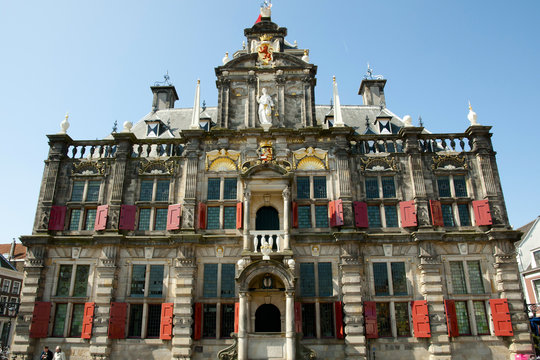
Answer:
[339,243,366,360]
[237,291,248,360]
[173,245,197,360]
[282,187,291,250]
[285,291,295,360]
[276,73,286,127]
[181,130,203,229]
[89,246,119,360]
[332,128,354,226]
[11,245,45,360]
[243,190,251,251]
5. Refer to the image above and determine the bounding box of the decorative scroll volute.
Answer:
[72,161,106,175]
[360,156,397,172]
[138,159,175,175]
[431,154,468,170]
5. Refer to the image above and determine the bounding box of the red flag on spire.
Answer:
[255,14,262,24]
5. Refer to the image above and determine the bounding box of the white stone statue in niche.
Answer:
[257,88,274,128]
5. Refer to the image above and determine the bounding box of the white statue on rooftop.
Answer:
[257,87,274,126]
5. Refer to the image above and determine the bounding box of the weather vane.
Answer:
[363,63,384,80]
[154,70,172,86]
[261,0,272,9]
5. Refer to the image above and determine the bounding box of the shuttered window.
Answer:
[223,178,237,200]
[220,264,235,298]
[300,263,316,297]
[203,304,217,338]
[69,303,85,337]
[376,302,392,337]
[52,304,67,337]
[302,303,316,338]
[221,304,235,338]
[207,178,221,200]
[203,264,218,298]
[128,304,144,337]
[395,302,411,336]
[450,262,467,294]
[320,303,334,337]
[455,301,471,335]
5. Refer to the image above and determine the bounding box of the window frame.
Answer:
[294,173,331,230]
[11,281,20,295]
[435,172,473,228]
[204,176,239,231]
[136,177,171,231]
[447,259,487,295]
[2,279,11,293]
[362,173,400,229]
[67,177,103,231]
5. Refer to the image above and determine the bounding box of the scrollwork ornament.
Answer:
[431,154,468,170]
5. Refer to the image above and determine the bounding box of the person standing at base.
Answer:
[40,346,53,360]
[53,346,66,360]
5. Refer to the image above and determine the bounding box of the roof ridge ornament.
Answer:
[154,71,172,86]
[260,0,272,18]
[363,63,384,80]
[468,101,479,126]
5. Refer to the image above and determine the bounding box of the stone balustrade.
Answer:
[251,230,284,253]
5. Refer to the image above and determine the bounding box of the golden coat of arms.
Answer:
[251,34,280,66]
[258,140,273,163]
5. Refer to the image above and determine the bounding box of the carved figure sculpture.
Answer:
[257,88,274,125]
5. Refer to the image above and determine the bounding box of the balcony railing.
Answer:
[251,230,284,253]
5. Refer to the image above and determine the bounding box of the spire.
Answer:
[190,80,201,129]
[332,76,345,127]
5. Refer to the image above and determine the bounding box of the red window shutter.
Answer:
[328,200,336,227]
[364,301,378,339]
[490,298,513,336]
[234,302,240,333]
[108,302,127,339]
[411,300,431,338]
[81,302,95,339]
[94,205,109,231]
[197,203,207,230]
[400,200,417,227]
[335,301,344,339]
[160,303,174,340]
[429,200,444,227]
[48,206,66,231]
[236,202,243,230]
[119,205,137,230]
[29,302,51,338]
[444,300,459,337]
[292,202,298,228]
[166,204,182,230]
[353,201,368,228]
[335,199,344,226]
[193,302,202,340]
[294,302,302,333]
[473,200,492,226]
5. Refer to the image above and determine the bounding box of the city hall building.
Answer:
[12,5,532,360]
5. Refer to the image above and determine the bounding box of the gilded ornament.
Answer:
[431,154,468,170]
[72,161,106,175]
[206,149,241,171]
[292,147,328,170]
[138,159,175,175]
[360,156,397,172]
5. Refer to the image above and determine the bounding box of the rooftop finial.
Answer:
[202,100,207,112]
[363,62,384,80]
[112,120,118,133]
[222,52,230,65]
[467,101,479,126]
[260,0,272,18]
[418,116,424,127]
[154,71,172,86]
[59,112,70,134]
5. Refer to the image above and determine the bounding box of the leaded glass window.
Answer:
[458,204,471,226]
[467,261,484,293]
[128,304,143,337]
[441,204,455,226]
[384,205,398,227]
[300,263,315,297]
[223,178,237,200]
[146,304,162,338]
[84,209,96,230]
[395,302,411,336]
[320,303,335,337]
[154,208,168,230]
[391,262,407,295]
[207,207,220,230]
[437,176,451,197]
[315,205,329,228]
[455,301,471,335]
[313,176,327,198]
[69,303,85,337]
[365,177,379,199]
[473,301,489,335]
[73,265,89,297]
[298,205,312,228]
[148,265,164,297]
[534,251,540,266]
[223,206,236,229]
[69,209,81,230]
[221,264,235,298]
[52,303,67,337]
[138,208,151,230]
[376,302,392,337]
[71,182,85,201]
[86,181,100,202]
[207,178,221,200]
[297,177,310,199]
[381,177,396,198]
[368,206,382,227]
[155,180,170,201]
[221,304,235,338]
[139,180,153,201]
[453,176,468,197]
[373,262,389,296]
[318,262,333,297]
[56,265,72,296]
[203,264,218,298]
[302,303,316,338]
[203,304,217,338]
[450,262,467,294]
[130,265,146,297]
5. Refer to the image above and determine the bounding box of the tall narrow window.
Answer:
[130,265,146,297]
[52,304,68,337]
[300,263,315,297]
[203,264,218,298]
[395,302,410,336]
[207,178,221,200]
[297,206,312,229]
[317,262,333,297]
[450,262,467,294]
[313,177,327,198]
[376,302,392,337]
[69,304,85,337]
[373,263,389,296]
[128,304,144,337]
[203,304,217,338]
[319,303,335,337]
[455,301,471,335]
[146,304,162,338]
[221,304,235,338]
[297,177,310,199]
[223,178,237,200]
[302,303,316,338]
[220,264,235,298]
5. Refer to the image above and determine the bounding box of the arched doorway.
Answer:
[255,207,279,251]
[255,304,281,332]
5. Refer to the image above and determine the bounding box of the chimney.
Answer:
[359,79,387,107]
[9,238,16,261]
[150,86,179,111]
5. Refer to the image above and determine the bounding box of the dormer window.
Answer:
[146,122,160,138]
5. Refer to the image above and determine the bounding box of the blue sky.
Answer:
[0,0,539,242]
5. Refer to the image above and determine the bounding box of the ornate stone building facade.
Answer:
[13,6,532,360]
